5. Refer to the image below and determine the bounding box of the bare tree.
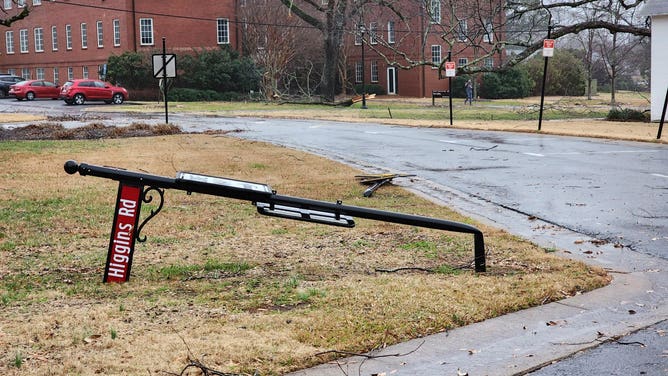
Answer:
[0,0,31,26]
[273,0,650,102]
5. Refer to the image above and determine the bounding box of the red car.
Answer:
[9,80,60,101]
[59,79,128,105]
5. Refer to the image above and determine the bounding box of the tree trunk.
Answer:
[321,2,347,103]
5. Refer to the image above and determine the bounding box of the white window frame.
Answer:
[457,20,468,41]
[387,20,395,44]
[217,18,229,44]
[113,19,120,46]
[17,0,25,7]
[19,29,28,53]
[34,27,44,52]
[370,61,378,83]
[431,45,441,67]
[5,30,14,54]
[53,67,59,84]
[369,22,378,45]
[483,20,493,43]
[355,24,363,45]
[21,67,30,80]
[51,26,57,51]
[36,67,44,80]
[80,23,87,49]
[96,20,103,47]
[32,0,41,5]
[355,61,363,83]
[484,57,493,68]
[65,24,72,50]
[67,67,74,81]
[3,0,11,10]
[430,0,441,24]
[458,57,468,67]
[139,18,153,45]
[82,66,89,79]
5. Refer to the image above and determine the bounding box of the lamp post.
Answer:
[360,25,368,109]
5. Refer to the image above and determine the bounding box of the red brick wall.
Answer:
[0,0,237,83]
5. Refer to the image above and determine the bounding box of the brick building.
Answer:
[349,0,504,97]
[0,0,239,84]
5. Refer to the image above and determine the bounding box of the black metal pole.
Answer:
[361,28,367,110]
[658,85,668,139]
[538,24,551,131]
[162,37,169,124]
[447,51,453,126]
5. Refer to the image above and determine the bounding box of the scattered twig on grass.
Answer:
[314,339,425,360]
[159,330,256,376]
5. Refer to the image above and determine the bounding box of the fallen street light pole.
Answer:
[64,160,486,282]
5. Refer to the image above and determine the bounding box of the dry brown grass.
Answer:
[0,135,609,375]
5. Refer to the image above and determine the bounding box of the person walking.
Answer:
[464,79,473,105]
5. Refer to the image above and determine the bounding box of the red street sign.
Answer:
[104,183,143,283]
[543,39,555,57]
[445,61,456,77]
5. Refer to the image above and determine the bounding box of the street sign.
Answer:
[152,54,176,78]
[445,61,456,77]
[543,39,555,57]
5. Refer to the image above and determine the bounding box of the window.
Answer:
[458,57,468,66]
[387,20,395,44]
[51,26,58,51]
[7,68,16,75]
[113,19,120,46]
[67,67,74,80]
[370,61,378,83]
[66,24,72,50]
[217,18,229,44]
[369,22,377,45]
[355,24,363,45]
[21,68,30,80]
[139,18,153,45]
[17,0,25,7]
[19,29,28,53]
[355,61,363,83]
[430,0,441,24]
[96,21,103,47]
[36,67,44,80]
[3,0,11,9]
[80,23,87,48]
[483,20,493,43]
[5,31,14,54]
[34,27,44,52]
[82,66,89,79]
[457,20,467,41]
[33,0,41,4]
[431,45,441,66]
[484,57,493,68]
[53,67,59,83]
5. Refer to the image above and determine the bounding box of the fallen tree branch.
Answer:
[314,339,425,359]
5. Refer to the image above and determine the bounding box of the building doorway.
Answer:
[387,67,397,95]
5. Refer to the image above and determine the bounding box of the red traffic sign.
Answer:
[543,39,555,57]
[445,61,456,77]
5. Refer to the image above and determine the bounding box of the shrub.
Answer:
[353,84,385,95]
[524,49,586,96]
[479,66,533,99]
[606,108,650,122]
[167,88,244,102]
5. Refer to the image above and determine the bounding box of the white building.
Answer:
[641,0,668,121]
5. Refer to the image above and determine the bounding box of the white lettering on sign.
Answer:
[105,184,142,283]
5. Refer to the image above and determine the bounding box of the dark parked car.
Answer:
[9,80,61,100]
[59,79,128,105]
[0,74,26,96]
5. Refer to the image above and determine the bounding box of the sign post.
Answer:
[538,27,553,131]
[152,38,176,124]
[446,52,454,126]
